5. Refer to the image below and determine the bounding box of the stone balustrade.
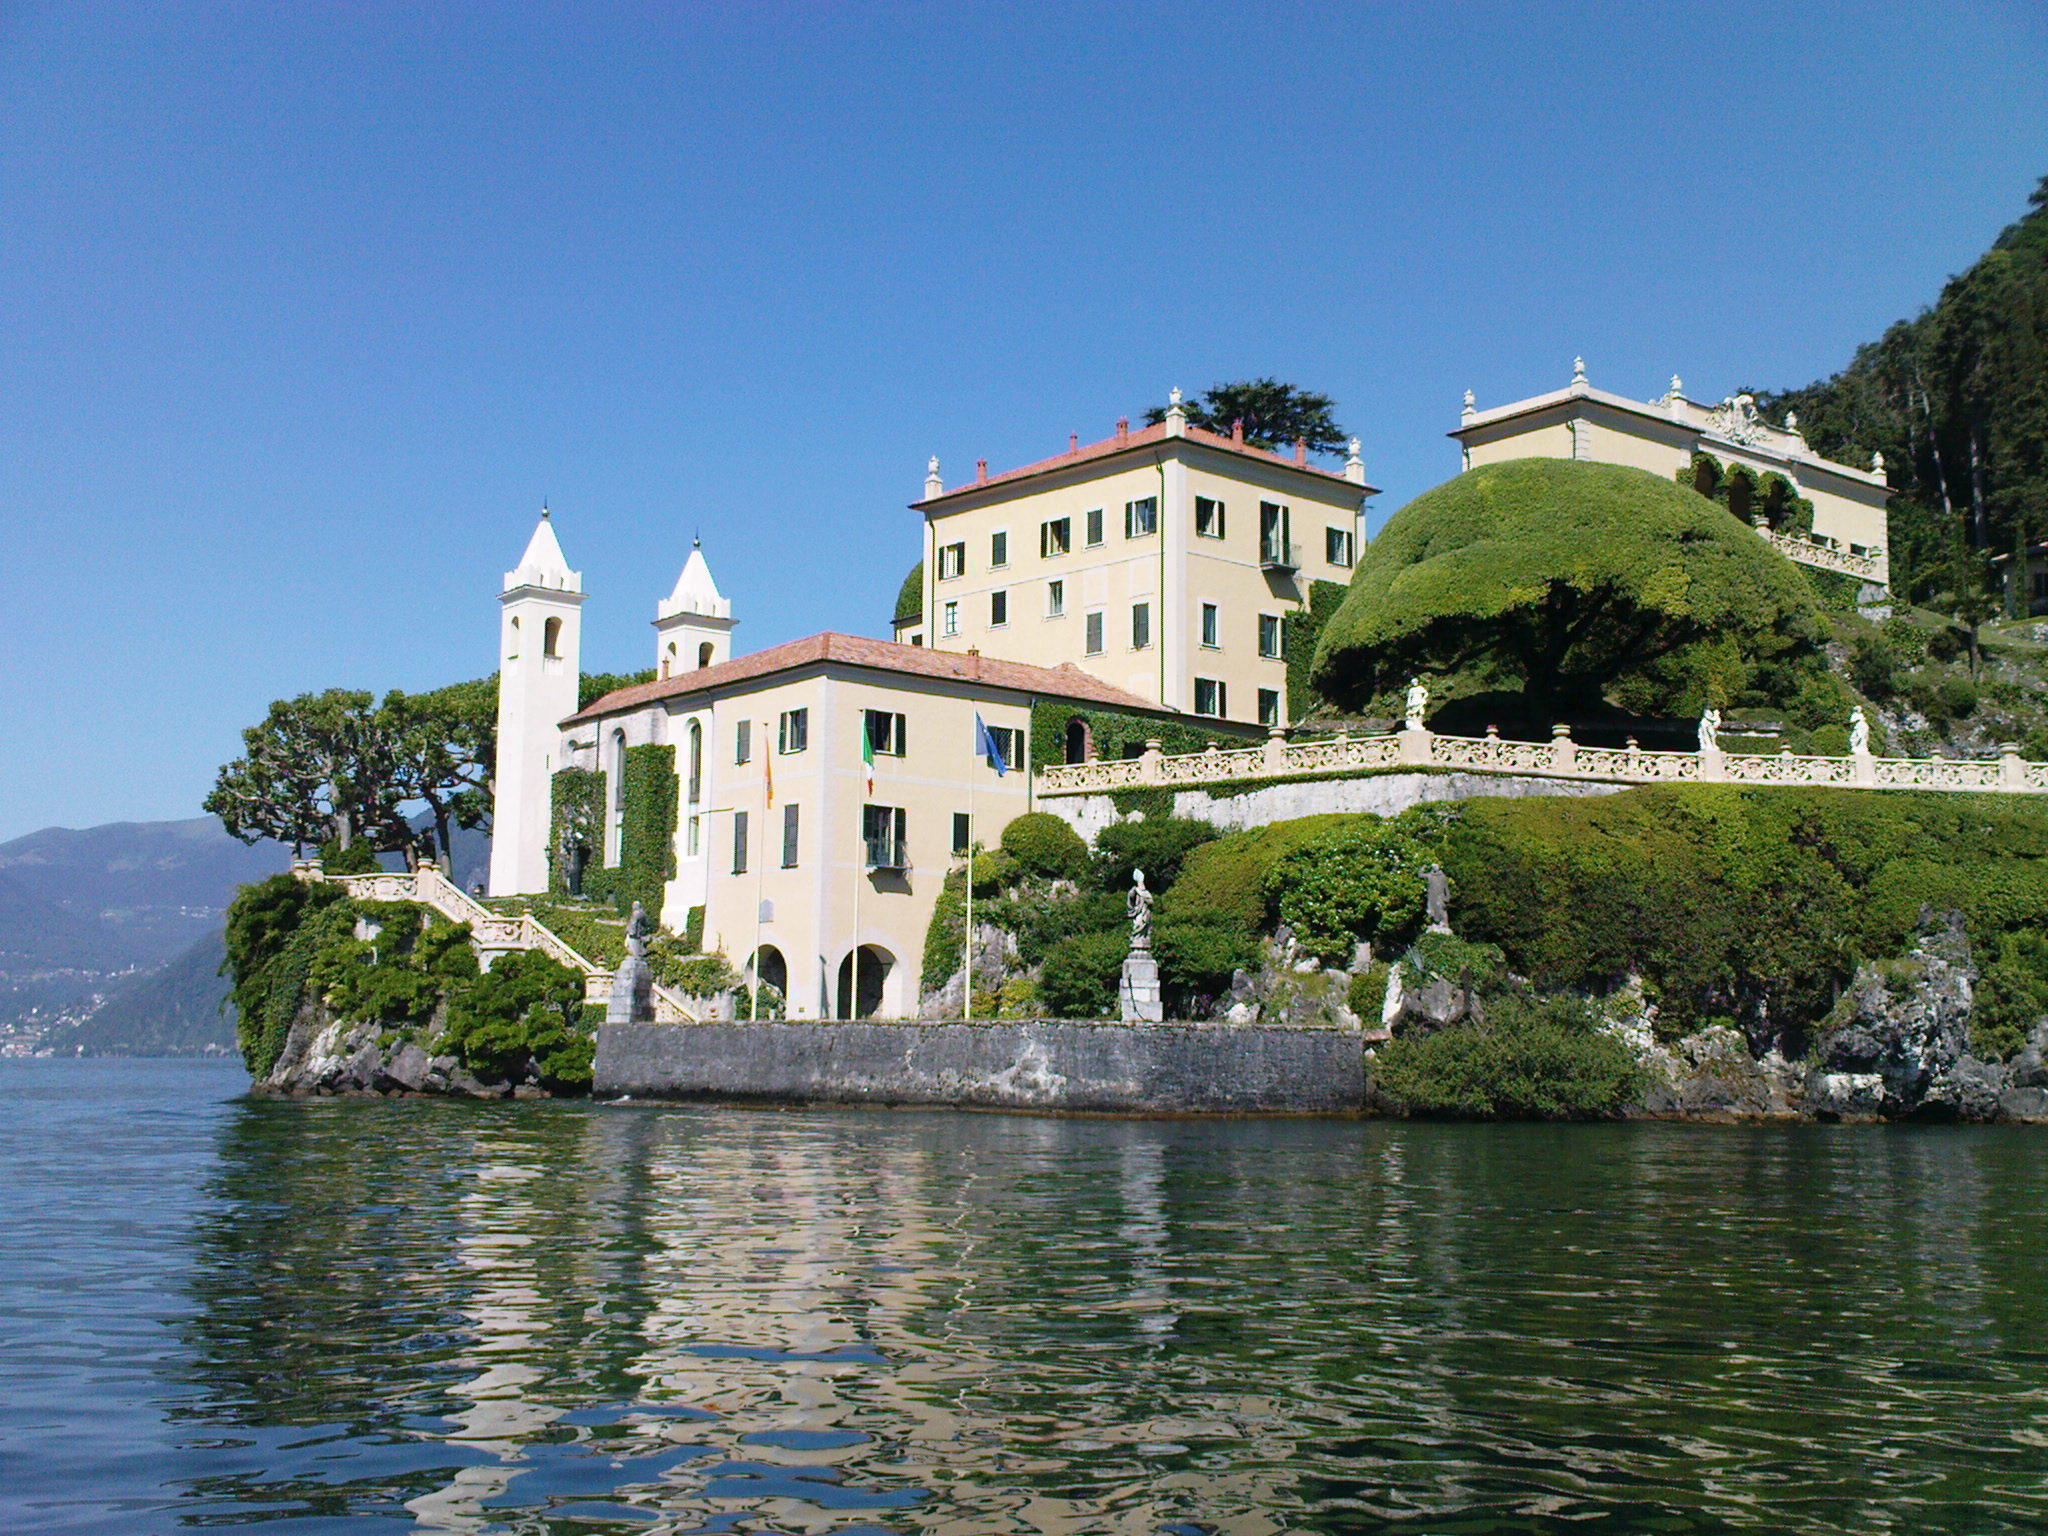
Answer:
[309,866,699,1022]
[1754,523,1881,582]
[1037,726,2045,799]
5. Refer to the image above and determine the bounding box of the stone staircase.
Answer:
[307,864,699,1022]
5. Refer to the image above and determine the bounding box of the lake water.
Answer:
[3,1060,2046,1534]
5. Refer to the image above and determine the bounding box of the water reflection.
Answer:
[168,1102,2048,1534]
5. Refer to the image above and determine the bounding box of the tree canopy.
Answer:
[1143,378,1348,456]
[1755,174,2048,604]
[894,559,924,625]
[1309,458,1826,718]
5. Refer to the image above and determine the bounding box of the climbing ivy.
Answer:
[1284,579,1349,721]
[548,768,605,898]
[548,744,679,919]
[1678,451,1817,540]
[1028,702,1251,772]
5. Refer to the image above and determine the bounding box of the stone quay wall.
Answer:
[596,1020,1365,1115]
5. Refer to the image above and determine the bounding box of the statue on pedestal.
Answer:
[1404,678,1429,732]
[1848,707,1871,757]
[1424,865,1452,934]
[1698,707,1722,754]
[1127,869,1154,950]
[1119,870,1162,1023]
[607,900,657,1024]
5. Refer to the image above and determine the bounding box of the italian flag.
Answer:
[861,720,874,795]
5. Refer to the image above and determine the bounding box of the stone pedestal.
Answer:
[1120,950,1163,1023]
[607,953,655,1024]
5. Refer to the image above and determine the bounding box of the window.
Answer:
[937,541,965,580]
[865,709,907,757]
[778,708,808,754]
[952,813,972,856]
[732,809,749,874]
[735,719,751,763]
[1131,601,1151,650]
[1085,610,1105,655]
[543,616,563,658]
[990,589,1008,627]
[1196,496,1226,538]
[781,803,800,867]
[1258,613,1284,659]
[942,600,959,637]
[686,814,701,856]
[1046,579,1065,617]
[984,725,1024,771]
[1194,677,1226,717]
[1200,602,1220,649]
[1085,508,1104,546]
[698,642,714,668]
[686,720,702,803]
[1124,497,1157,538]
[864,804,909,869]
[1259,502,1294,567]
[1258,688,1281,727]
[910,633,924,646]
[1326,526,1355,567]
[990,530,1008,567]
[1040,517,1071,557]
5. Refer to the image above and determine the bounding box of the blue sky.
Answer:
[2,2,2043,840]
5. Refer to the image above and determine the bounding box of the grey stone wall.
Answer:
[1043,770,1624,842]
[597,1020,1364,1114]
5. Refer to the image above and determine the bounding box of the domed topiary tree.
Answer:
[894,561,924,630]
[1310,458,1825,717]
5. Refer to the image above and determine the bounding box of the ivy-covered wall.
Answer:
[1029,702,1253,771]
[1679,451,1817,540]
[549,744,679,921]
[1284,579,1349,722]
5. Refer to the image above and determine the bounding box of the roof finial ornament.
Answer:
[924,456,943,499]
[1784,410,1799,433]
[1871,449,1886,475]
[1572,356,1587,386]
[1670,374,1684,397]
[1344,437,1366,485]
[1170,386,1183,407]
[1461,388,1476,419]
[1164,386,1188,436]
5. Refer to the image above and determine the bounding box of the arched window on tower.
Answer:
[687,721,703,804]
[507,616,520,660]
[698,642,714,669]
[543,616,563,659]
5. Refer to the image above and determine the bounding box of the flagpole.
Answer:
[964,741,973,1024]
[850,741,862,1021]
[753,718,768,1021]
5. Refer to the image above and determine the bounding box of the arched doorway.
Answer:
[1064,716,1092,764]
[835,945,894,1019]
[746,944,787,1018]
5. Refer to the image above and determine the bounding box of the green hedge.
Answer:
[548,768,605,897]
[1283,579,1348,721]
[550,744,679,919]
[1029,702,1249,773]
[1372,994,1642,1119]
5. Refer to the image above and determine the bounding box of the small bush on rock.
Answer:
[1372,994,1641,1119]
[1039,930,1128,1017]
[1093,815,1218,895]
[438,949,593,1089]
[1000,813,1089,880]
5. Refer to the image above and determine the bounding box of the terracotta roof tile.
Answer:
[568,632,1170,724]
[914,421,1369,507]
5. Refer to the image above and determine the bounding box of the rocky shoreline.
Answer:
[257,1005,562,1100]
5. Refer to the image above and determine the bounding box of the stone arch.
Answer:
[698,641,714,669]
[835,944,895,1019]
[1064,715,1092,764]
[747,944,788,1014]
[543,615,563,658]
[686,720,703,804]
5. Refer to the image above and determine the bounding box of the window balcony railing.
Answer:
[1259,539,1300,572]
[865,837,909,872]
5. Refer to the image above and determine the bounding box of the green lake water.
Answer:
[3,1058,2046,1534]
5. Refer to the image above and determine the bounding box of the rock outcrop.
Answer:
[259,1000,544,1099]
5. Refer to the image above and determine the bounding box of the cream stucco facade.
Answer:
[1451,361,1892,589]
[909,402,1375,728]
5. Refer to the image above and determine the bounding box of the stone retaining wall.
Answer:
[596,1020,1364,1114]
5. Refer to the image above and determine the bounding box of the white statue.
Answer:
[1404,678,1429,732]
[1127,870,1154,951]
[1849,707,1871,757]
[1698,707,1722,754]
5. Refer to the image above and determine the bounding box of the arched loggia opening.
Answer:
[1064,716,1092,764]
[745,945,788,1017]
[835,945,894,1019]
[698,642,715,668]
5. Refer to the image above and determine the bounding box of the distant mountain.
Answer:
[48,929,236,1057]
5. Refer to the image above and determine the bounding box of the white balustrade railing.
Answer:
[1036,726,2040,799]
[317,867,698,1021]
[1755,524,1882,582]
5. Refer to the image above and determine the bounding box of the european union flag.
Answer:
[973,712,1008,776]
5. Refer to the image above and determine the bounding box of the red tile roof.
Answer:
[913,420,1369,507]
[568,632,1169,724]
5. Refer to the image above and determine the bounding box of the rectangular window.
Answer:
[1259,688,1281,727]
[732,809,749,874]
[781,802,800,867]
[942,600,959,637]
[1195,496,1225,538]
[865,709,907,757]
[990,530,1008,568]
[1326,526,1355,567]
[1046,579,1065,617]
[1258,612,1284,658]
[985,725,1025,771]
[937,541,965,580]
[1040,517,1071,557]
[778,708,808,754]
[863,804,909,869]
[990,589,1008,627]
[686,815,701,857]
[1260,502,1294,567]
[1193,677,1226,717]
[735,720,751,764]
[1085,508,1104,546]
[952,812,971,856]
[1085,610,1104,655]
[910,633,924,646]
[1200,602,1220,649]
[1131,601,1151,649]
[1124,497,1157,538]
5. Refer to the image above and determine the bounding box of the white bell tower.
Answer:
[487,510,585,897]
[653,539,736,676]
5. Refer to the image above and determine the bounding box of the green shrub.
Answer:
[438,949,592,1088]
[1039,929,1128,1017]
[1937,676,1979,719]
[1155,919,1258,1006]
[1264,811,1447,962]
[1406,932,1508,992]
[657,950,738,997]
[683,904,705,952]
[1807,724,1851,757]
[1371,994,1641,1119]
[316,838,382,875]
[1787,672,1849,730]
[999,813,1089,880]
[1348,961,1390,1021]
[1163,815,1357,938]
[1093,815,1219,894]
[1972,932,2048,1061]
[223,874,351,1077]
